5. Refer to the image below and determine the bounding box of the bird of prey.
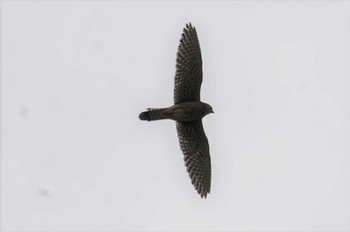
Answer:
[139,23,213,198]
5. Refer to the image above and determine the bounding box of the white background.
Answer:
[1,1,349,231]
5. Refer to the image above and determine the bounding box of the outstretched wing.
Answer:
[176,120,211,198]
[174,23,203,104]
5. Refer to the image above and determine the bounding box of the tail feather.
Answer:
[139,111,151,121]
[139,108,167,121]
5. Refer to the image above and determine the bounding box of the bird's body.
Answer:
[139,101,213,122]
[139,23,213,198]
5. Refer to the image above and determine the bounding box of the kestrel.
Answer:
[139,23,213,198]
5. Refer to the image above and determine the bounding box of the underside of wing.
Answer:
[174,23,203,104]
[176,120,211,198]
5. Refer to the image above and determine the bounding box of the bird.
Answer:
[139,23,213,198]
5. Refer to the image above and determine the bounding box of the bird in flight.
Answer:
[139,23,213,198]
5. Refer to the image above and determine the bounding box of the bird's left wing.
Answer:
[174,23,203,104]
[176,120,211,198]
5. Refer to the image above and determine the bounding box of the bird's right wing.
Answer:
[174,23,203,104]
[176,120,211,198]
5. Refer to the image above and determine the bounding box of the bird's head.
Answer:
[203,103,214,115]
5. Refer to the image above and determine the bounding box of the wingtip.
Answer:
[197,185,210,199]
[186,22,194,29]
[200,191,209,199]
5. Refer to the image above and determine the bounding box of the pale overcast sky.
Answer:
[1,1,349,231]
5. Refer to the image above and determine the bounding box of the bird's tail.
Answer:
[139,108,168,121]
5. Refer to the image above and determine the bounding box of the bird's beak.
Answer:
[211,109,214,113]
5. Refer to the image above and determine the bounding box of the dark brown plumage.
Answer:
[139,23,213,198]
